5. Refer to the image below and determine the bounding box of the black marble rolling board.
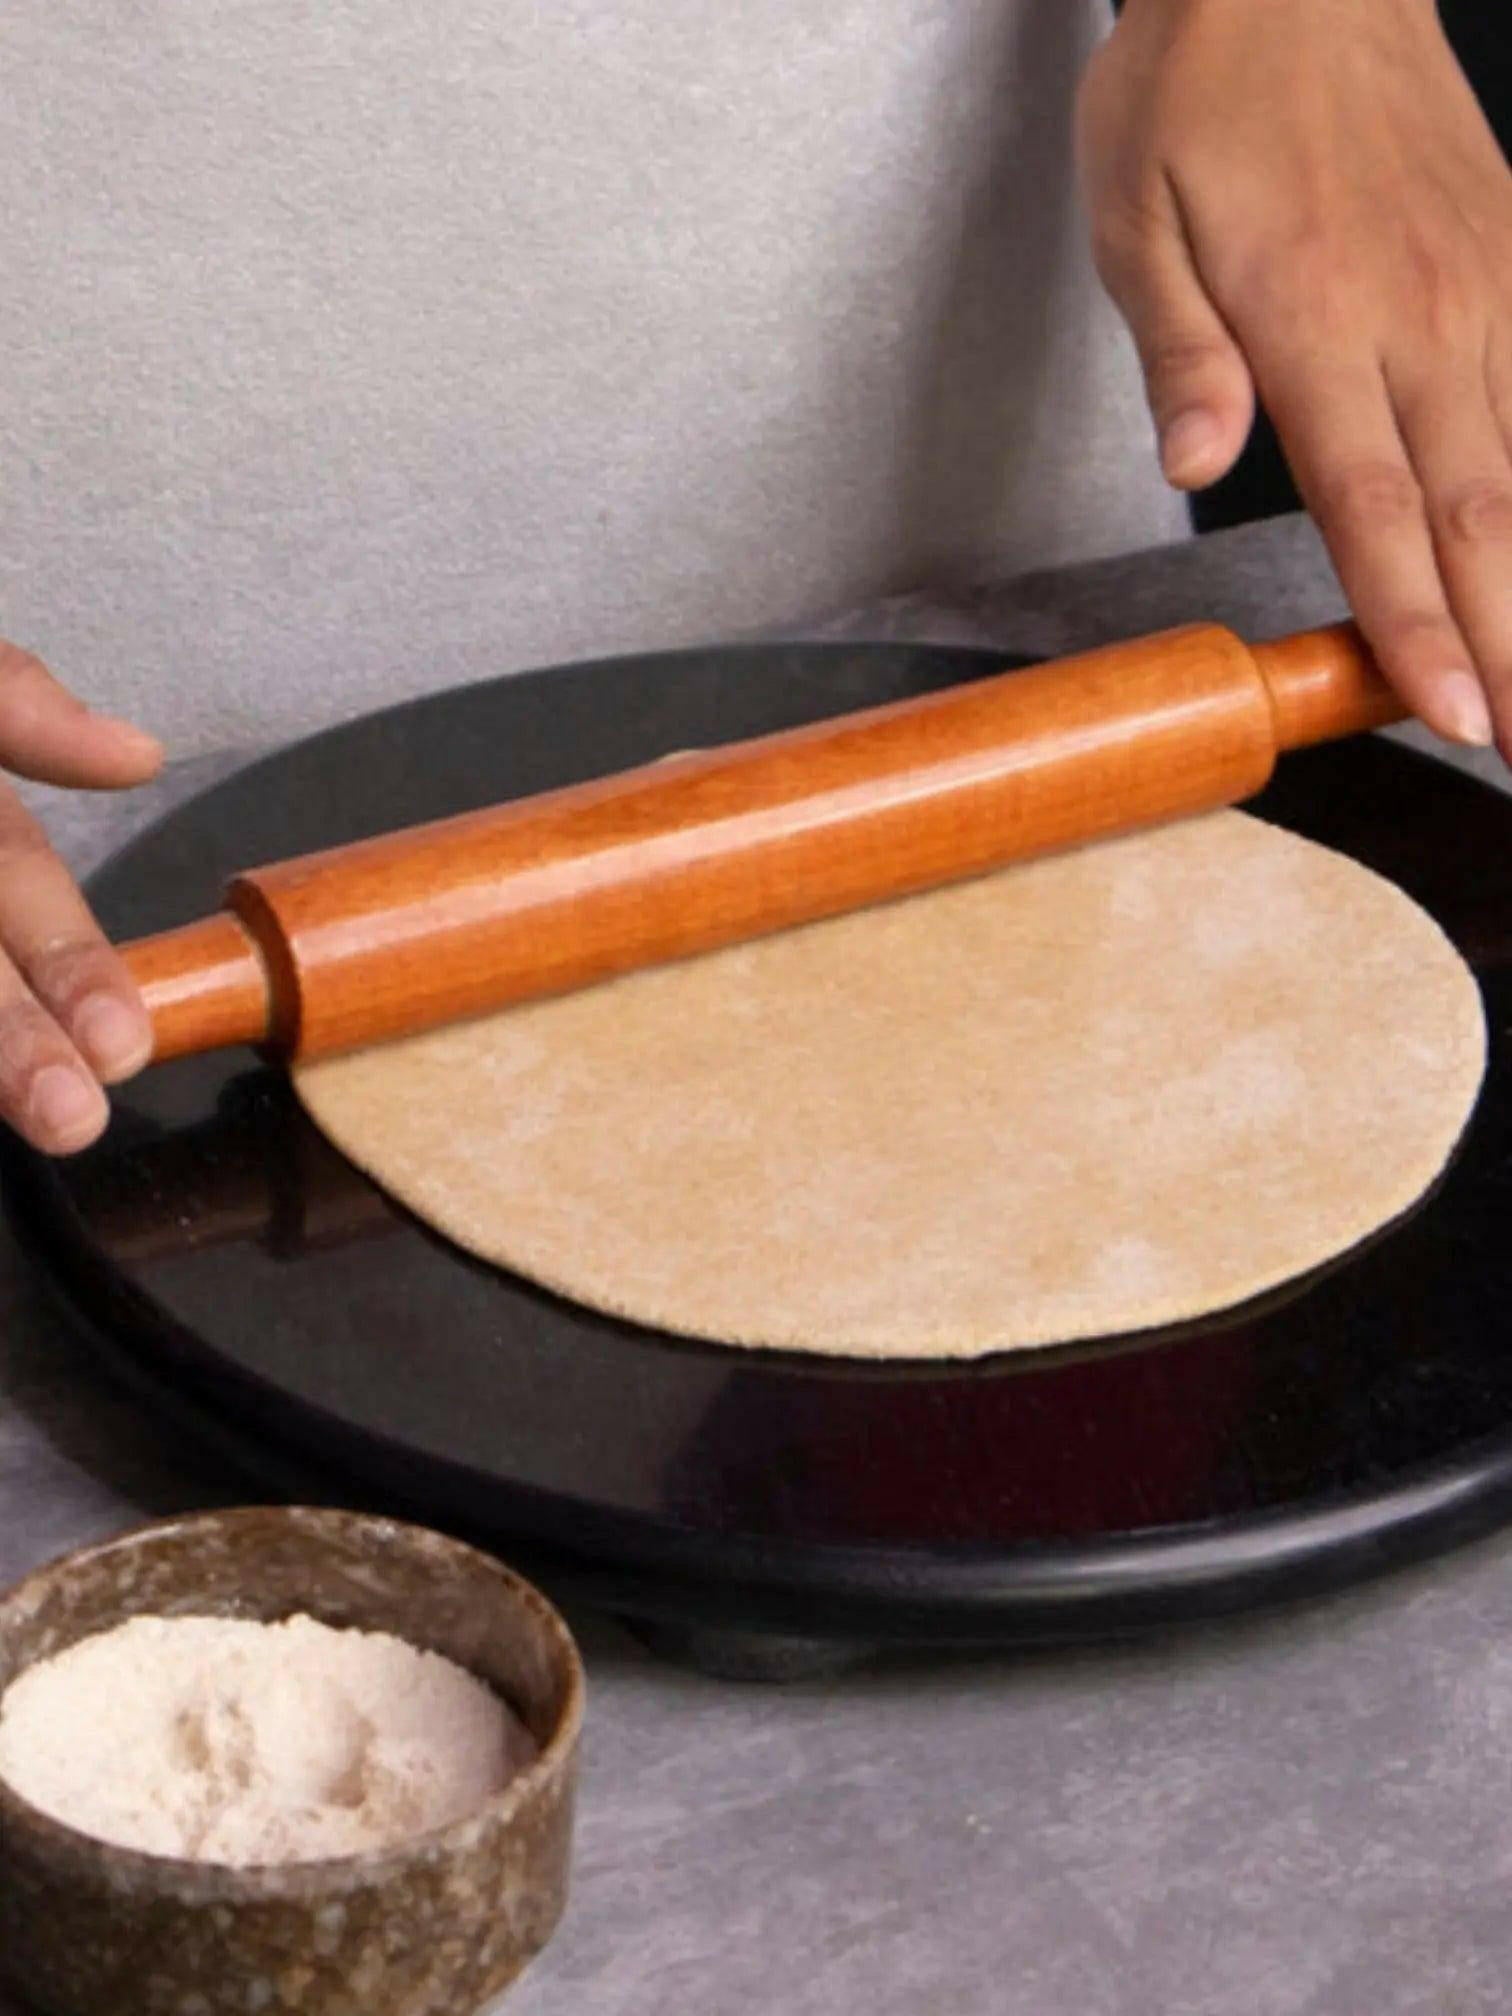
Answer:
[6,643,1512,1673]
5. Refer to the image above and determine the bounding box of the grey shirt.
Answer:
[2,1,1186,754]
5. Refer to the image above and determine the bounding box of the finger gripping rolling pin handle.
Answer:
[119,620,1404,1067]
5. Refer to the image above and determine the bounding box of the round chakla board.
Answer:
[7,642,1512,1679]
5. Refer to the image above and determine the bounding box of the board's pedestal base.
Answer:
[622,1620,870,1682]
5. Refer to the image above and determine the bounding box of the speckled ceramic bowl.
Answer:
[0,1505,583,2016]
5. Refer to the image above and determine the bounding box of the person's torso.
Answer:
[1,1,1185,752]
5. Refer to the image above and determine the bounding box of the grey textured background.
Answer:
[2,515,1506,2016]
[0,0,1184,755]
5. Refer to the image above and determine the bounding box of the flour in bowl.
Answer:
[0,1613,536,1865]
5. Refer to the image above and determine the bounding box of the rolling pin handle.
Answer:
[1249,623,1406,750]
[121,914,274,1064]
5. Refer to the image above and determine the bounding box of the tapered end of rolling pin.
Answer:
[121,914,272,1064]
[1250,624,1406,749]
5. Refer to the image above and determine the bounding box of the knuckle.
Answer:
[1229,229,1343,326]
[1380,609,1463,668]
[1088,220,1141,290]
[1088,194,1167,284]
[1142,333,1230,389]
[1089,200,1142,250]
[1403,243,1482,346]
[1438,478,1512,548]
[26,936,114,1015]
[0,999,67,1091]
[1318,460,1425,532]
[0,820,55,883]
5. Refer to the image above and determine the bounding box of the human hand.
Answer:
[1078,0,1512,752]
[0,642,162,1154]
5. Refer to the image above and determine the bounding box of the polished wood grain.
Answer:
[119,620,1404,1064]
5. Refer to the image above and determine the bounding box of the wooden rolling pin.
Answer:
[123,621,1404,1065]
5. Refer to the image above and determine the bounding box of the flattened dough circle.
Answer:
[295,811,1486,1360]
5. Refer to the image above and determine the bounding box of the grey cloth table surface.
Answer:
[2,512,1507,2016]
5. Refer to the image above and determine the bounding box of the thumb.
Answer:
[1094,201,1256,491]
[0,644,162,790]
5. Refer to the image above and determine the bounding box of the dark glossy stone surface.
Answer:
[7,642,1512,1649]
[0,1507,582,2016]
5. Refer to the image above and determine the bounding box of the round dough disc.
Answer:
[294,811,1486,1360]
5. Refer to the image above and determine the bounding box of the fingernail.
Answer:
[107,720,164,761]
[1437,672,1494,748]
[74,993,151,1080]
[28,1066,106,1148]
[1161,410,1220,485]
